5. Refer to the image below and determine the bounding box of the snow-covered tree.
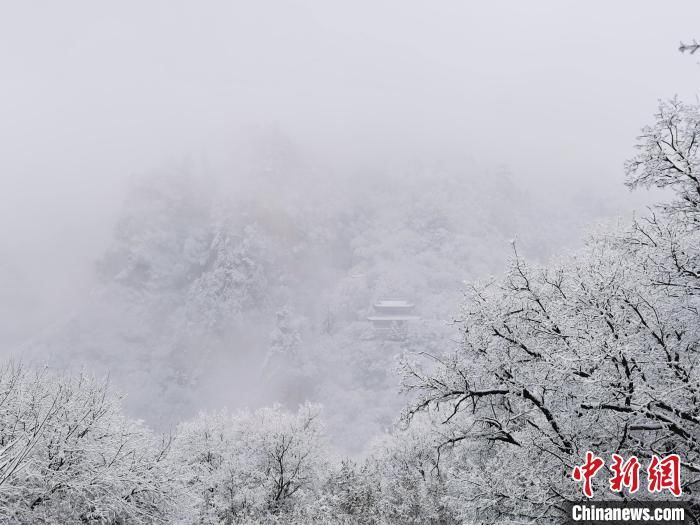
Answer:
[0,363,180,524]
[400,99,700,523]
[171,402,328,524]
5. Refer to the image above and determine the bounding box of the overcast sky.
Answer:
[1,1,699,308]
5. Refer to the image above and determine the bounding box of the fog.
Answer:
[2,1,700,448]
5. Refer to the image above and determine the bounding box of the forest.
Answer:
[0,98,698,523]
[1,2,699,524]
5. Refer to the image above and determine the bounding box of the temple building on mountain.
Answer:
[367,299,419,339]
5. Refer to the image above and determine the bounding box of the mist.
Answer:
[2,1,700,451]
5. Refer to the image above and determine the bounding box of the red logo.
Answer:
[647,454,681,497]
[573,453,682,497]
[609,454,640,493]
[572,451,605,498]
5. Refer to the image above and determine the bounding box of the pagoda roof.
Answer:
[368,315,420,321]
[373,300,414,308]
